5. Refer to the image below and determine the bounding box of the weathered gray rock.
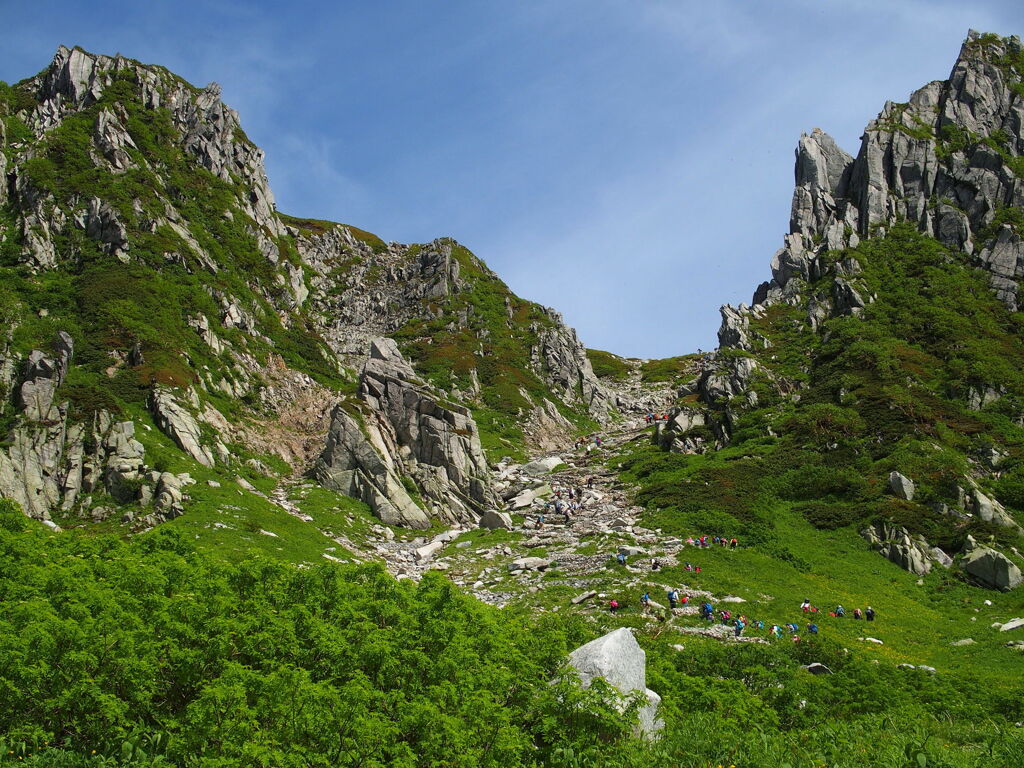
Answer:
[522,456,565,476]
[930,547,954,569]
[479,509,513,530]
[998,618,1024,632]
[511,484,552,509]
[861,521,940,576]
[567,628,663,738]
[356,338,498,525]
[153,472,187,518]
[19,332,73,421]
[888,471,915,501]
[508,556,553,572]
[149,389,214,467]
[311,405,430,529]
[969,488,1021,532]
[962,546,1023,591]
[102,420,147,503]
[714,30,1024,415]
[415,540,444,562]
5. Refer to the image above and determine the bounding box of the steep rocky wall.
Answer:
[297,231,612,419]
[312,338,499,527]
[0,44,613,526]
[731,31,1024,341]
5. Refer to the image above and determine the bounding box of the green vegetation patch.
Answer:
[586,348,630,381]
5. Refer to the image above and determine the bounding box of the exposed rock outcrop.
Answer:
[861,522,950,576]
[297,233,611,422]
[888,472,915,501]
[18,331,73,422]
[149,388,214,468]
[312,406,430,529]
[313,339,499,528]
[968,487,1022,532]
[962,546,1023,591]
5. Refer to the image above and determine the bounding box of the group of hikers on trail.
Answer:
[573,435,605,451]
[617,592,878,642]
[535,483,598,528]
[644,413,670,424]
[829,602,875,621]
[685,535,739,549]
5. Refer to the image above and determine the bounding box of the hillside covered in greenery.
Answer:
[1,505,1022,768]
[1,28,1024,768]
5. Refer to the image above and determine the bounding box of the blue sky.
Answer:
[2,1,1022,358]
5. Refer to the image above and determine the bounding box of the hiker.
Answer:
[866,606,875,622]
[800,598,811,612]
[616,552,627,566]
[787,623,799,634]
[734,617,745,637]
[681,593,690,605]
[685,537,695,546]
[835,605,845,618]
[808,623,819,635]
[641,592,650,610]
[667,590,678,610]
[730,537,738,549]
[537,513,545,530]
[587,476,594,488]
[609,599,619,614]
[853,608,862,620]
[651,559,661,572]
[684,562,692,572]
[694,566,702,573]
[771,624,783,638]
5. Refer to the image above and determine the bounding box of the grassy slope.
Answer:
[612,225,1024,722]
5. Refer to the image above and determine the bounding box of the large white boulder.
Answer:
[567,627,663,738]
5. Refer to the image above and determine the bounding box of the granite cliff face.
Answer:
[652,31,1024,590]
[659,32,1024,455]
[0,45,608,528]
[312,338,498,528]
[732,31,1024,341]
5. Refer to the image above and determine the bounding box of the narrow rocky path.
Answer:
[355,425,758,641]
[270,416,760,642]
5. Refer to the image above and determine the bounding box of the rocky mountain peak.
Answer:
[0,45,616,531]
[725,29,1024,342]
